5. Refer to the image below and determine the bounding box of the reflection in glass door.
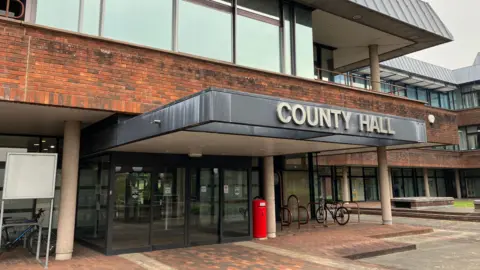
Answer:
[223,170,249,238]
[112,167,152,250]
[188,168,219,245]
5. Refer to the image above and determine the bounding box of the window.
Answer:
[430,92,440,107]
[459,128,467,150]
[440,93,449,109]
[237,0,281,72]
[417,88,427,102]
[294,6,314,78]
[81,0,101,35]
[36,0,80,31]
[103,0,173,50]
[179,0,232,62]
[406,86,417,99]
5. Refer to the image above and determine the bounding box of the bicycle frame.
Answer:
[4,226,37,245]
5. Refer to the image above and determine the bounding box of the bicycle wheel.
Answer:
[334,207,350,226]
[315,207,326,223]
[27,229,56,257]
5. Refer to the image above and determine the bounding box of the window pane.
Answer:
[407,86,417,99]
[283,171,309,221]
[320,48,333,81]
[458,128,467,150]
[351,178,365,201]
[237,0,280,72]
[430,92,440,107]
[36,0,80,31]
[295,7,314,78]
[152,168,186,246]
[179,0,232,62]
[440,93,449,109]
[417,88,427,102]
[468,134,478,150]
[103,0,172,50]
[81,0,101,35]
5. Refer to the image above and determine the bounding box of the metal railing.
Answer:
[314,68,408,97]
[0,0,25,20]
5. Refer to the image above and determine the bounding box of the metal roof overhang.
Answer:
[296,0,453,72]
[81,88,427,157]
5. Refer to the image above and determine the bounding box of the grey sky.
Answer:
[408,0,480,70]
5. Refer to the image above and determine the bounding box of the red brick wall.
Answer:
[457,108,480,127]
[318,149,480,169]
[0,19,458,145]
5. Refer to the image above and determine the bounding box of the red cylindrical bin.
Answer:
[253,199,267,239]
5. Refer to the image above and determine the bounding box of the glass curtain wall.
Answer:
[334,167,378,201]
[34,0,315,78]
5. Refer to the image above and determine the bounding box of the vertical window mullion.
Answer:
[279,0,285,73]
[99,0,105,36]
[232,0,237,63]
[78,0,84,32]
[290,3,296,75]
[172,0,179,51]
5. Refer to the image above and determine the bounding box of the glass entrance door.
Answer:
[188,168,220,245]
[222,169,249,239]
[112,167,152,250]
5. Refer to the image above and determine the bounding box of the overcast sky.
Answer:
[408,0,480,70]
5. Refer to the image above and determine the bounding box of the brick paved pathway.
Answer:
[0,222,429,269]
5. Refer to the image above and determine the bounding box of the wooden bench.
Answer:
[391,197,454,209]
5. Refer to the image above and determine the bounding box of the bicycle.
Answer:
[0,208,56,257]
[315,200,350,225]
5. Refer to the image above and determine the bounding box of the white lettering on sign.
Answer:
[277,102,396,135]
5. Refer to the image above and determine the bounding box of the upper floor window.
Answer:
[236,0,281,72]
[178,0,232,62]
[31,0,315,79]
[103,0,173,50]
[461,84,480,109]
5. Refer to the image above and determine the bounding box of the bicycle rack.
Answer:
[281,195,309,230]
[341,201,360,223]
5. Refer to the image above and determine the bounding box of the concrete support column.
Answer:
[377,146,392,225]
[369,44,381,92]
[388,168,393,198]
[263,156,276,239]
[423,168,430,197]
[56,121,81,261]
[342,166,350,202]
[455,169,462,199]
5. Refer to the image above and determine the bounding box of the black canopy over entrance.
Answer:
[81,88,427,157]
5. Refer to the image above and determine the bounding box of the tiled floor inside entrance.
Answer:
[0,222,431,270]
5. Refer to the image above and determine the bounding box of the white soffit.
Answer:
[112,131,367,157]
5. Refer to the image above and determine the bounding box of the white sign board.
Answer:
[3,153,58,199]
